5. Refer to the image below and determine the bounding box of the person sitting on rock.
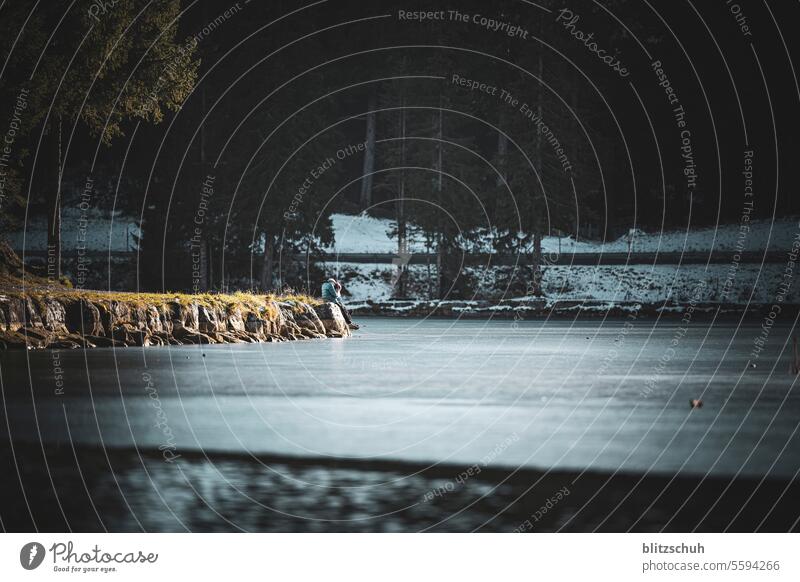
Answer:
[321,277,358,330]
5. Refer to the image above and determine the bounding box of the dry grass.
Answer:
[0,274,321,316]
[275,292,322,305]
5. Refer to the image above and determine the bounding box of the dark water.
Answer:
[1,318,799,531]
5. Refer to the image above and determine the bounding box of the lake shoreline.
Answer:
[348,299,799,320]
[0,288,351,350]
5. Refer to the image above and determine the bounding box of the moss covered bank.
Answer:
[0,288,350,349]
[0,243,349,349]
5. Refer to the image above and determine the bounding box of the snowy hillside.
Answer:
[323,214,799,304]
[326,212,799,255]
[7,208,140,252]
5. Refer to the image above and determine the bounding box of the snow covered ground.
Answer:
[324,261,800,305]
[7,207,140,252]
[324,213,427,254]
[537,220,798,254]
[322,213,800,304]
[11,209,796,257]
[8,208,797,304]
[326,212,800,255]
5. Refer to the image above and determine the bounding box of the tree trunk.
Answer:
[531,19,544,298]
[532,230,543,296]
[394,101,407,298]
[45,118,62,283]
[200,84,207,165]
[436,236,444,299]
[359,90,376,210]
[436,98,445,299]
[426,233,433,299]
[496,130,508,187]
[260,233,274,292]
[536,50,543,170]
[493,127,508,219]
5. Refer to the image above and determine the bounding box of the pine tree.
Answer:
[0,0,198,278]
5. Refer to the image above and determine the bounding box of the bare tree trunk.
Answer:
[45,117,62,283]
[436,97,445,300]
[260,232,274,292]
[394,100,407,298]
[200,84,207,165]
[426,233,433,299]
[536,49,543,170]
[570,89,578,167]
[359,90,376,210]
[436,236,443,299]
[532,230,543,296]
[531,21,544,297]
[496,130,508,187]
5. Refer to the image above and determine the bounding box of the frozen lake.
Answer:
[1,317,799,531]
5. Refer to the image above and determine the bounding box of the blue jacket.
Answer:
[321,281,339,302]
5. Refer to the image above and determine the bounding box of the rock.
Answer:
[0,331,28,349]
[129,305,148,330]
[268,301,285,335]
[245,313,265,335]
[227,307,246,332]
[278,305,296,336]
[295,303,326,335]
[172,321,216,345]
[133,330,153,347]
[66,300,104,336]
[209,331,244,344]
[194,332,218,345]
[280,301,326,338]
[313,303,351,337]
[198,304,223,333]
[171,321,191,341]
[165,301,198,330]
[1,290,347,350]
[0,297,26,332]
[46,332,96,349]
[140,305,162,334]
[108,323,152,346]
[151,331,172,345]
[158,306,173,334]
[24,297,44,328]
[84,335,125,348]
[165,301,181,324]
[42,299,68,333]
[48,338,83,349]
[11,327,52,349]
[99,301,131,335]
[65,333,96,348]
[277,308,307,339]
[183,302,199,330]
[111,323,139,345]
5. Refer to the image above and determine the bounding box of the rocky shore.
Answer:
[347,298,792,319]
[0,291,350,350]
